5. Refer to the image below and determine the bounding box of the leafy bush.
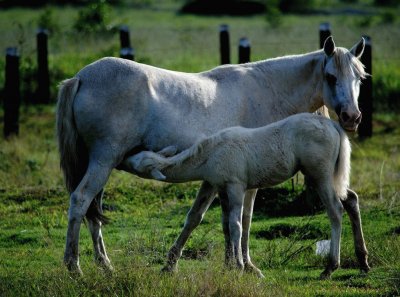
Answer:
[37,7,59,34]
[265,0,283,27]
[73,0,113,33]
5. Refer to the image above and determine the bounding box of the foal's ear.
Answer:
[323,36,336,57]
[350,37,365,59]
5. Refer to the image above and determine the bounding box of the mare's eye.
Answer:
[326,73,337,86]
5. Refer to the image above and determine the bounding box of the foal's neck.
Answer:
[249,50,325,115]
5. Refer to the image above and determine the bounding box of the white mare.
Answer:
[56,37,368,276]
[125,113,364,279]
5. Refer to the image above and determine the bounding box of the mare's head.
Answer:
[321,36,367,132]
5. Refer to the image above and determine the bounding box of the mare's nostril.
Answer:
[340,111,350,123]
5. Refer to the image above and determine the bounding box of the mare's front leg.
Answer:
[64,156,114,275]
[225,183,246,271]
[86,190,113,272]
[316,183,344,279]
[162,181,217,273]
[342,189,370,273]
[241,189,264,278]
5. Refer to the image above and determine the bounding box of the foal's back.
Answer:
[204,113,343,189]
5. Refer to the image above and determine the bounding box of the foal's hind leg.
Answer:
[316,183,344,279]
[342,189,370,273]
[162,181,217,273]
[241,189,264,278]
[86,190,113,272]
[64,158,113,275]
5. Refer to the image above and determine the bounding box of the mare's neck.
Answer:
[247,50,325,117]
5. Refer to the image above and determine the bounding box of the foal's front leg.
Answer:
[225,183,246,271]
[342,189,370,273]
[317,184,344,279]
[241,189,265,278]
[162,181,217,272]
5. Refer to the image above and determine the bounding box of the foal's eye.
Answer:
[325,73,337,86]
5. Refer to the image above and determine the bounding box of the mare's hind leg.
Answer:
[241,189,264,278]
[316,182,344,279]
[64,157,113,275]
[86,190,113,272]
[342,189,370,273]
[219,190,233,266]
[162,181,217,273]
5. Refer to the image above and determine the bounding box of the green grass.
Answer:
[0,107,399,296]
[0,3,399,296]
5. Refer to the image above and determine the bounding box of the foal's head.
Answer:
[321,36,367,132]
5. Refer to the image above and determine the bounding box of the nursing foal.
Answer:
[124,113,364,279]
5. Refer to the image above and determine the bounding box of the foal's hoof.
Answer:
[161,265,177,274]
[245,263,265,278]
[360,265,370,275]
[68,267,84,278]
[101,263,115,275]
[319,270,332,280]
[65,262,83,277]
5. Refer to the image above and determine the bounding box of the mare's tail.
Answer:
[57,78,108,224]
[56,78,88,194]
[332,123,351,200]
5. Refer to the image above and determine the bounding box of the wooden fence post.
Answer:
[238,37,250,64]
[4,47,20,138]
[119,25,134,60]
[37,28,50,104]
[219,24,230,65]
[358,35,372,139]
[319,22,331,49]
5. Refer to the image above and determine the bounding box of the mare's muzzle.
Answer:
[336,106,362,132]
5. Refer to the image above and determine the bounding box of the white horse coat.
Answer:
[56,37,368,276]
[126,113,353,278]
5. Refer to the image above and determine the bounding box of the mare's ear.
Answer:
[350,37,365,59]
[157,146,177,157]
[323,36,336,57]
[151,168,166,181]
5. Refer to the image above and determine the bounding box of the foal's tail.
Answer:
[333,124,351,200]
[56,78,88,194]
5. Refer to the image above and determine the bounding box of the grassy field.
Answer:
[0,2,399,296]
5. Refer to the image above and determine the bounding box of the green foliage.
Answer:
[74,0,113,33]
[265,0,283,28]
[379,10,397,24]
[37,7,59,34]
